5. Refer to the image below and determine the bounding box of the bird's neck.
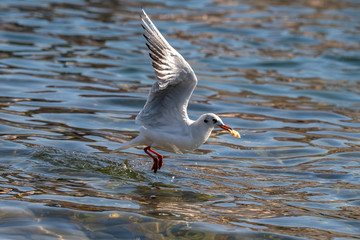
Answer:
[190,119,214,147]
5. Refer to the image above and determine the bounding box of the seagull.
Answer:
[115,9,240,173]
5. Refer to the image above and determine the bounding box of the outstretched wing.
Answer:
[136,9,197,127]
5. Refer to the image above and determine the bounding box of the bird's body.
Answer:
[116,10,240,173]
[121,113,220,154]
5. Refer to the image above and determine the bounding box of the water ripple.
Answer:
[0,0,359,239]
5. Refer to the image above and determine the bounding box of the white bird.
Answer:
[116,9,240,173]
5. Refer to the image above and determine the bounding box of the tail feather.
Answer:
[112,135,146,152]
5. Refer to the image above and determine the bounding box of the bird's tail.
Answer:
[112,135,146,152]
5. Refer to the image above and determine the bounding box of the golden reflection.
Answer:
[0,0,359,239]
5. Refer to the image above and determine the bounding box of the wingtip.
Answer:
[140,8,146,18]
[140,8,150,21]
[143,33,150,42]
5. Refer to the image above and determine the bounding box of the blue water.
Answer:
[0,0,359,239]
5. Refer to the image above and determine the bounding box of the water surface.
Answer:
[0,0,359,239]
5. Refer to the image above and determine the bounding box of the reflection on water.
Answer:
[0,0,359,239]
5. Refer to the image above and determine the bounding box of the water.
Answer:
[0,0,359,239]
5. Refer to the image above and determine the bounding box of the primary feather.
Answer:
[136,9,198,127]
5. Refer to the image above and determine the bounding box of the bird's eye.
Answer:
[204,119,208,123]
[213,119,217,124]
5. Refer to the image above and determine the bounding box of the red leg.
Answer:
[144,146,158,173]
[144,146,163,173]
[147,147,163,170]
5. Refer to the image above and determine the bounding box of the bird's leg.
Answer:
[144,146,163,173]
[144,146,158,173]
[147,147,163,170]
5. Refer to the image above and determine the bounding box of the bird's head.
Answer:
[200,113,240,138]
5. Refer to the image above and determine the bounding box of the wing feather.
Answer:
[136,9,197,127]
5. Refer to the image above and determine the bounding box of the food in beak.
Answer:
[229,129,240,138]
[220,125,241,138]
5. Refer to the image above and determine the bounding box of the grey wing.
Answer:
[136,9,198,127]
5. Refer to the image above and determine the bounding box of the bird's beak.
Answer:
[219,124,241,138]
[220,124,232,131]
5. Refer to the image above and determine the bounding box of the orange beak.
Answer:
[220,124,232,131]
[220,124,241,138]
